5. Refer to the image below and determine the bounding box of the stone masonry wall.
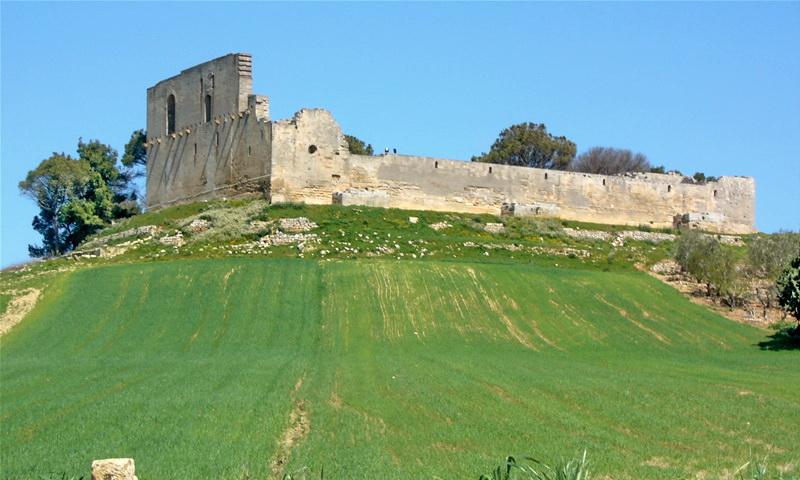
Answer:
[145,56,756,234]
[268,111,756,234]
[147,53,253,138]
[146,108,271,209]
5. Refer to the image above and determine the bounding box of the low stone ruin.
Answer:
[429,221,452,231]
[186,218,211,233]
[259,232,318,248]
[483,223,506,234]
[277,217,317,233]
[159,231,185,247]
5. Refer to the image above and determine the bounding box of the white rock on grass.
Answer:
[277,217,318,233]
[91,458,138,480]
[483,223,505,234]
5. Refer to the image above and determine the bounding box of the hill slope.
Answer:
[2,257,797,479]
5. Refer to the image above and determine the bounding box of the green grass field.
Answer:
[1,258,798,479]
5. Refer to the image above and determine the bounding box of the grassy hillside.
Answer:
[2,257,797,479]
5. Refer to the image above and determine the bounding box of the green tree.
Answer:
[776,256,800,329]
[20,137,139,257]
[472,122,576,170]
[122,129,147,171]
[19,154,94,256]
[79,136,140,218]
[78,138,121,185]
[345,134,374,156]
[748,232,800,279]
[692,172,719,184]
[572,147,650,175]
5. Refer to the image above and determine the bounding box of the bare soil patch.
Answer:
[0,288,42,336]
[270,377,311,479]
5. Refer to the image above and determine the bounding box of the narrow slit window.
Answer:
[713,190,718,198]
[193,143,197,160]
[545,172,548,180]
[204,94,212,122]
[602,179,606,186]
[166,94,176,135]
[435,161,439,169]
[668,185,672,193]
[489,167,493,174]
[215,132,219,147]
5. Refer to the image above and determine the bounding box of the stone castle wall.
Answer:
[146,109,271,208]
[146,54,756,234]
[266,110,755,233]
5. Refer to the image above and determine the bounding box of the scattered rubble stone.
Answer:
[187,218,211,233]
[83,225,160,248]
[650,259,681,275]
[277,217,318,233]
[408,216,418,224]
[248,220,271,232]
[259,232,319,247]
[430,222,451,231]
[483,223,506,234]
[159,232,185,247]
[562,228,612,242]
[69,238,149,260]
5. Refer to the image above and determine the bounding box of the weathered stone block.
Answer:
[673,212,724,231]
[501,202,560,217]
[91,458,137,480]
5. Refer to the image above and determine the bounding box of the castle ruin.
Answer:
[145,53,756,234]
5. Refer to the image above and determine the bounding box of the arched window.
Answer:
[204,94,212,122]
[166,94,176,135]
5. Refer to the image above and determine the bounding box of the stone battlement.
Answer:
[145,54,756,234]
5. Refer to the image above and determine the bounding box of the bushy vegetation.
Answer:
[571,147,649,175]
[777,255,800,332]
[674,230,800,313]
[479,452,590,480]
[344,134,374,156]
[471,122,576,170]
[18,134,143,257]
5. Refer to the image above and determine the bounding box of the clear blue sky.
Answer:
[2,2,799,267]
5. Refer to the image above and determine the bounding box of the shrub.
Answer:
[749,232,800,280]
[776,255,800,328]
[479,451,590,480]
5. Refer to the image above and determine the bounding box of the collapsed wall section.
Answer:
[269,109,349,204]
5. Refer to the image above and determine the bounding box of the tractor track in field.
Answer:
[270,377,310,479]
